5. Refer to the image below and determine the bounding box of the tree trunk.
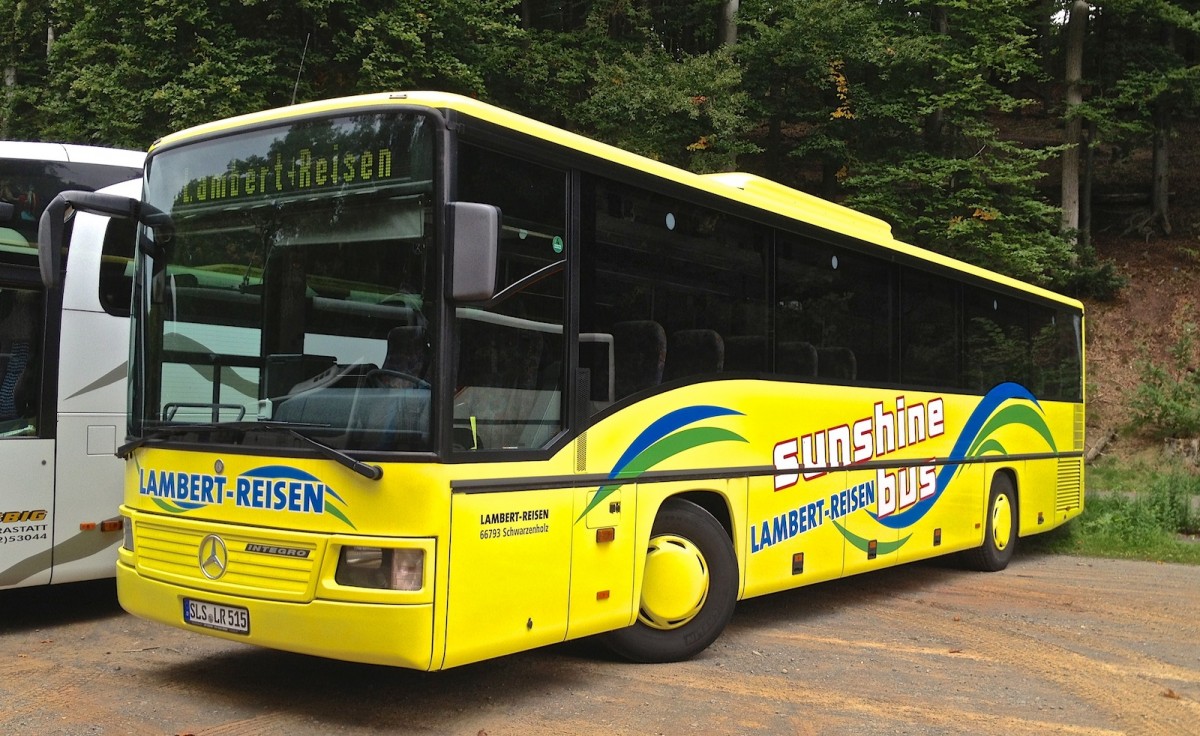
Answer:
[1060,0,1088,239]
[718,0,739,47]
[1152,100,1172,236]
[1080,119,1096,252]
[923,7,948,153]
[1151,23,1174,236]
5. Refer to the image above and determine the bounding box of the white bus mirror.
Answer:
[449,201,500,303]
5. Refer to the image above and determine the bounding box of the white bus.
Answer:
[0,142,142,589]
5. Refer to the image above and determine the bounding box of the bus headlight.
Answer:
[122,516,134,551]
[335,546,424,591]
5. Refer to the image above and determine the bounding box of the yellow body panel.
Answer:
[120,379,1082,669]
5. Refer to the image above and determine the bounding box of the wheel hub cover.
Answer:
[639,534,709,629]
[992,495,1013,551]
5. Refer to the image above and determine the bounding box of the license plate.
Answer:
[183,598,249,635]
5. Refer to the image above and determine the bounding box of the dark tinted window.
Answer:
[0,160,139,248]
[0,285,43,436]
[1030,305,1082,401]
[964,289,1030,392]
[580,177,767,412]
[900,269,959,389]
[775,233,894,384]
[98,217,137,317]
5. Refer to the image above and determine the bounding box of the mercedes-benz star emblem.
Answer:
[198,534,229,580]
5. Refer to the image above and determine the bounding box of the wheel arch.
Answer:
[661,488,743,601]
[671,489,734,542]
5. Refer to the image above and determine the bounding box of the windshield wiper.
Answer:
[118,421,383,481]
[117,423,221,458]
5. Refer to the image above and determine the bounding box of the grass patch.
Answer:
[1023,459,1200,564]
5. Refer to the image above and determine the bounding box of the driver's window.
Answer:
[0,286,43,437]
[452,144,567,451]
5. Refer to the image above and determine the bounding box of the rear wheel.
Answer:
[603,498,737,663]
[963,473,1017,572]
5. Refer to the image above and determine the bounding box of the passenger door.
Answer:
[442,486,573,668]
[0,283,55,588]
[48,210,135,583]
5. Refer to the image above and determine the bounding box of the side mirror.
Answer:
[38,191,140,290]
[37,190,170,291]
[449,201,500,303]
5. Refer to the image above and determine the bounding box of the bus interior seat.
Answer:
[0,340,31,420]
[367,324,430,388]
[611,320,666,398]
[817,347,857,381]
[723,335,767,373]
[455,318,546,448]
[272,390,353,430]
[664,329,724,382]
[777,341,818,378]
[347,387,431,451]
[0,290,39,423]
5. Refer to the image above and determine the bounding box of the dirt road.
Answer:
[2,552,1198,735]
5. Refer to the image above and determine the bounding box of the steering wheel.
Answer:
[365,369,430,390]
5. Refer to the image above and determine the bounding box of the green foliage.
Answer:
[1075,1,1200,152]
[575,46,755,173]
[0,0,523,146]
[737,0,1087,288]
[0,0,1194,297]
[1128,325,1200,439]
[331,0,522,97]
[846,147,1077,287]
[1080,466,1198,543]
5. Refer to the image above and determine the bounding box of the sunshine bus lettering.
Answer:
[772,396,945,490]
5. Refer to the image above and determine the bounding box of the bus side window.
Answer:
[581,176,768,407]
[964,291,1030,392]
[0,287,41,436]
[453,144,568,451]
[899,269,960,389]
[99,217,137,317]
[775,233,894,385]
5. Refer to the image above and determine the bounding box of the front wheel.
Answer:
[603,498,737,663]
[962,473,1017,572]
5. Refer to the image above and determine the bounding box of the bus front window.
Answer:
[134,112,437,453]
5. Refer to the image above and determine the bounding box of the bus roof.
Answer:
[150,91,1083,312]
[0,141,144,168]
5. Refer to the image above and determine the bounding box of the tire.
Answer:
[962,473,1018,572]
[603,498,738,663]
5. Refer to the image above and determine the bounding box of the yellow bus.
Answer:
[41,92,1084,669]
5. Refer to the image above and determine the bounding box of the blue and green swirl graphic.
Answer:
[578,405,747,522]
[869,382,1056,534]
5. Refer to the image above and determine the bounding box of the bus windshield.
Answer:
[133,112,437,452]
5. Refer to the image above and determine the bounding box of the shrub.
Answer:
[1128,325,1200,439]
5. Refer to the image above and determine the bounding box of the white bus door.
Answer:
[0,285,55,588]
[48,207,131,584]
